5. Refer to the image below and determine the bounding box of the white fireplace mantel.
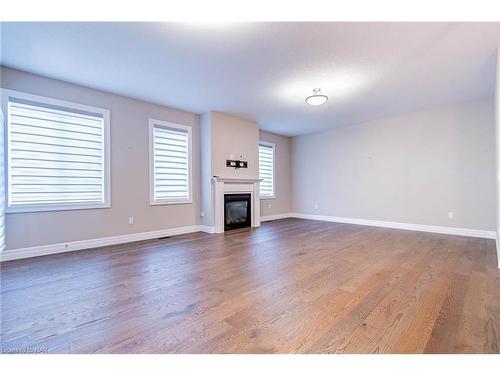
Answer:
[212,176,263,233]
[212,177,262,184]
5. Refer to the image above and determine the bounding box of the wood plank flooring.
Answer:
[1,218,499,353]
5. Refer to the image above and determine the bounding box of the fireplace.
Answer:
[211,177,261,233]
[224,193,252,231]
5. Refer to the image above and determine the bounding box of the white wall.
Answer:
[292,98,496,231]
[1,67,202,250]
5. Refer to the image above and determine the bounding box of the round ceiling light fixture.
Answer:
[305,88,328,106]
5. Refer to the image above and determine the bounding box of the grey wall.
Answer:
[259,130,292,217]
[1,70,294,248]
[292,98,496,231]
[210,111,259,179]
[199,111,261,228]
[1,67,202,250]
[200,112,213,227]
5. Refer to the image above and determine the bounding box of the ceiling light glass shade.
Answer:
[305,88,328,106]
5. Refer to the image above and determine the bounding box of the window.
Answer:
[149,119,192,205]
[259,142,275,198]
[0,108,5,251]
[3,90,110,213]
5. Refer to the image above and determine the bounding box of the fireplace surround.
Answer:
[211,177,262,233]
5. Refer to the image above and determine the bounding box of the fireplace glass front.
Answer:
[224,193,251,231]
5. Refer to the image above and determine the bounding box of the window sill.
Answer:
[5,202,111,214]
[260,196,276,200]
[149,199,193,206]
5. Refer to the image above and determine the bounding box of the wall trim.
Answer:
[200,226,216,234]
[0,225,203,262]
[260,213,294,222]
[290,213,497,239]
[496,235,500,268]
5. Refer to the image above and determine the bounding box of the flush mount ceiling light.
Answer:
[305,88,328,106]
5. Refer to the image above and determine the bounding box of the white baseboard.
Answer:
[0,225,203,262]
[497,235,500,268]
[260,213,294,222]
[290,213,497,239]
[200,226,215,234]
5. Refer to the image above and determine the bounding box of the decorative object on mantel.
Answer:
[226,159,248,169]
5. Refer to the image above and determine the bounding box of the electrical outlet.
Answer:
[448,211,455,219]
[267,203,271,209]
[128,216,134,225]
[314,204,319,210]
[200,211,205,217]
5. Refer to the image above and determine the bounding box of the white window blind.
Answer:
[150,120,191,204]
[259,143,275,198]
[0,108,5,252]
[6,93,110,212]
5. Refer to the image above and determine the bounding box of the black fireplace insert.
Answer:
[224,193,251,231]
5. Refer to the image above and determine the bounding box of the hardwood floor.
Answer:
[1,218,499,354]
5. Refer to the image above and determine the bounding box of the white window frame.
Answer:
[2,89,111,213]
[149,119,193,205]
[259,141,276,200]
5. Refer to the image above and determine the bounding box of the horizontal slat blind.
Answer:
[7,100,106,207]
[259,143,274,197]
[152,125,190,202]
[0,109,5,252]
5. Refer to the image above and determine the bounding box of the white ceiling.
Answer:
[1,22,498,136]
